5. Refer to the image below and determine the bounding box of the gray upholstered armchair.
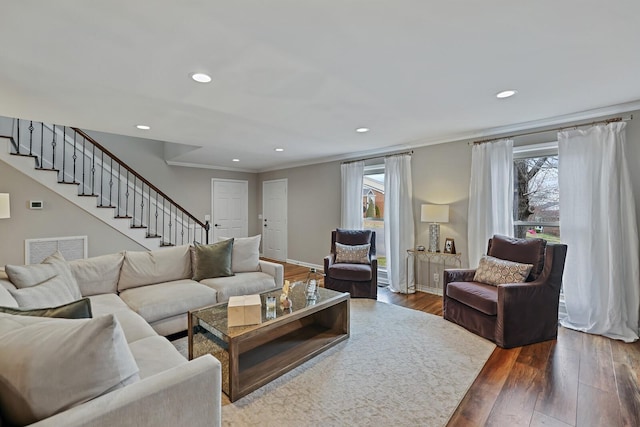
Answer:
[443,235,567,348]
[324,229,378,299]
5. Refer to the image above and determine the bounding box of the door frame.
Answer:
[262,178,288,260]
[211,178,248,243]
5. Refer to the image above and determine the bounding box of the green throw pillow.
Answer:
[0,298,92,319]
[192,239,235,281]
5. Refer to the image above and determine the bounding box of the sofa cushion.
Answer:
[119,280,218,324]
[0,313,139,426]
[8,274,80,309]
[192,240,234,281]
[328,263,372,281]
[69,252,124,296]
[473,255,533,286]
[0,297,92,319]
[5,251,82,299]
[119,245,192,291]
[200,272,276,303]
[446,281,498,316]
[488,235,546,280]
[335,242,371,264]
[128,336,188,379]
[218,235,261,273]
[89,294,158,343]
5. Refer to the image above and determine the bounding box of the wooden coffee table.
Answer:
[188,285,350,402]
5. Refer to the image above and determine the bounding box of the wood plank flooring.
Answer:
[277,261,640,427]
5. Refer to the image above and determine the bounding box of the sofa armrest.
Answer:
[324,255,334,273]
[29,355,222,427]
[443,268,476,284]
[259,259,284,287]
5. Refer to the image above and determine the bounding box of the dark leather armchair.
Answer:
[443,235,567,348]
[324,229,378,299]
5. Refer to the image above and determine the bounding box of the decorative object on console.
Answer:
[305,268,322,301]
[421,204,449,253]
[443,237,456,254]
[0,193,10,219]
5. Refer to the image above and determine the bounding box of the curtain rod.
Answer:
[471,115,633,145]
[341,150,413,165]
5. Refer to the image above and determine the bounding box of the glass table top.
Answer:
[191,284,347,340]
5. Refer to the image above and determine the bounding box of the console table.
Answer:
[406,249,463,294]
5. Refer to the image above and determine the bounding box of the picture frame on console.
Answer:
[443,238,456,254]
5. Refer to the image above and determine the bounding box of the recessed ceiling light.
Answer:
[496,90,517,99]
[355,127,370,133]
[190,73,212,83]
[135,125,150,130]
[232,158,240,162]
[274,148,284,152]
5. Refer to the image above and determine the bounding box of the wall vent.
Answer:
[25,236,88,264]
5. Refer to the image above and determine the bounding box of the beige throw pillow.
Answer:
[218,235,261,272]
[473,255,533,286]
[8,274,79,309]
[0,313,139,426]
[335,242,371,264]
[5,251,81,300]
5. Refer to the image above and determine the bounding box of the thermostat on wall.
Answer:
[29,201,43,210]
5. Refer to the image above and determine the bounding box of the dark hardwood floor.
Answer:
[278,261,640,427]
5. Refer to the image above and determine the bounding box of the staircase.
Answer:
[0,117,209,250]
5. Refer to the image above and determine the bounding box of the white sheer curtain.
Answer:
[340,161,364,229]
[467,139,514,267]
[558,122,640,342]
[385,154,415,293]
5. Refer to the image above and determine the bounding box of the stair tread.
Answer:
[11,153,38,158]
[130,225,147,229]
[58,181,80,185]
[114,215,132,219]
[78,194,100,197]
[35,167,59,172]
[97,205,116,209]
[146,234,162,238]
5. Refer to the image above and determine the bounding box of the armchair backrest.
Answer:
[330,229,376,257]
[487,234,547,281]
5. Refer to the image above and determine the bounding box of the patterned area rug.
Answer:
[173,299,495,427]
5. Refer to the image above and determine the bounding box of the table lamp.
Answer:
[0,193,10,219]
[421,204,449,252]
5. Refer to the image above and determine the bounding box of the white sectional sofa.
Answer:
[0,240,284,427]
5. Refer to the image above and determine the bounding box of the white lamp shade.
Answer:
[0,193,10,219]
[421,204,449,223]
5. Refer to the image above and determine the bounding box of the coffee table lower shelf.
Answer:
[189,293,349,402]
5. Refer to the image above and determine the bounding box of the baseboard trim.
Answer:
[285,258,324,271]
[416,285,443,296]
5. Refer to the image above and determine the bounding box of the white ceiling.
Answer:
[1,1,639,172]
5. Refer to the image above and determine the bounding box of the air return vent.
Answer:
[24,236,87,264]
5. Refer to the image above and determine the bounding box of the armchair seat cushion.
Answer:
[328,263,372,281]
[446,281,498,316]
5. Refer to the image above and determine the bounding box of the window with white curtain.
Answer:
[363,163,386,271]
[513,142,561,243]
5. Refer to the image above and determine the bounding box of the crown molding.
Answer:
[165,160,258,174]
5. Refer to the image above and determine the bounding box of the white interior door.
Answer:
[211,179,248,242]
[262,179,287,260]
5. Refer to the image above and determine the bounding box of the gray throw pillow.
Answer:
[192,239,235,281]
[0,298,92,319]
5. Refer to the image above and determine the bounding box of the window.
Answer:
[513,143,560,242]
[363,164,386,268]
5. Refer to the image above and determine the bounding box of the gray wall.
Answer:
[87,131,260,237]
[2,109,639,269]
[258,161,341,265]
[0,161,146,265]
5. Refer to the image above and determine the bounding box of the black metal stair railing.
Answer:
[7,118,210,247]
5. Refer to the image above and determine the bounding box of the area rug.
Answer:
[172,299,495,427]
